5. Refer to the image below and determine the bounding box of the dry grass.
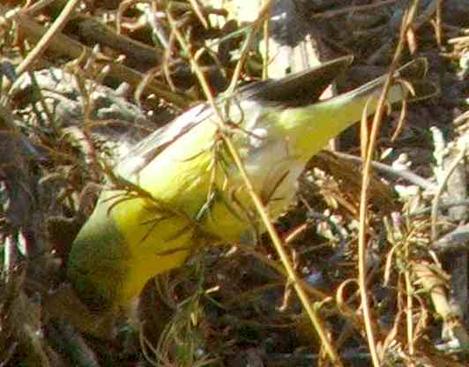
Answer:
[0,0,468,366]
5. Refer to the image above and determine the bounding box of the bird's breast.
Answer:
[243,138,305,214]
[201,135,305,242]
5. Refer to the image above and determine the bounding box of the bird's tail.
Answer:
[331,58,437,109]
[347,58,427,95]
[312,58,437,129]
[285,58,437,159]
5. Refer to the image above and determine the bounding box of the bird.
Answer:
[67,55,432,313]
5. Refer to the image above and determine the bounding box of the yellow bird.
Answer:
[67,56,431,311]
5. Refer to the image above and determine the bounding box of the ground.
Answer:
[0,1,468,366]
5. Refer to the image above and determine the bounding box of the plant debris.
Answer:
[0,0,468,366]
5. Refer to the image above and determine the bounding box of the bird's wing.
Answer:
[118,55,355,177]
[117,103,213,177]
[238,55,353,106]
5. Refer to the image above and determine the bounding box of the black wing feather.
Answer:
[238,55,353,106]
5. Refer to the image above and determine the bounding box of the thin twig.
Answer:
[435,0,443,47]
[2,5,188,106]
[188,0,208,29]
[226,1,273,94]
[15,0,81,78]
[333,152,437,192]
[358,2,419,366]
[23,0,56,15]
[404,238,415,359]
[262,0,270,80]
